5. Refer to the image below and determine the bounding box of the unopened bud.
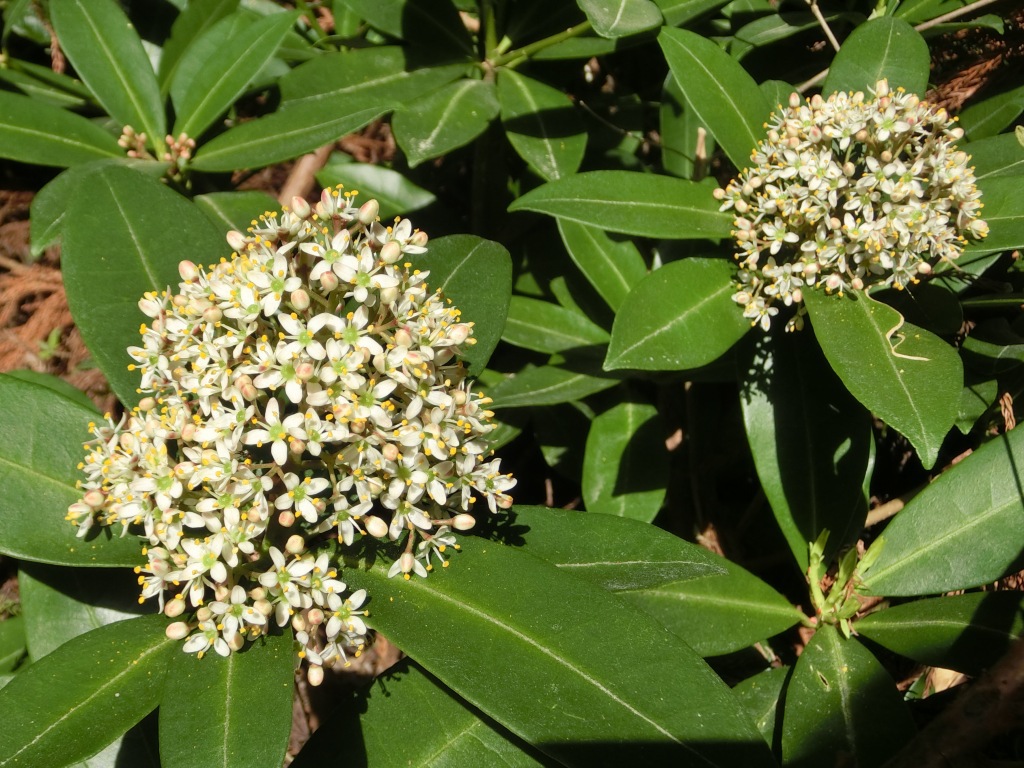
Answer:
[320,271,339,292]
[196,606,213,622]
[399,552,415,574]
[291,196,311,219]
[290,289,310,311]
[178,260,200,282]
[181,423,197,442]
[227,634,245,652]
[307,665,324,686]
[278,511,296,527]
[203,306,222,323]
[452,513,476,531]
[917,262,932,275]
[164,599,186,618]
[364,515,388,538]
[292,614,307,632]
[254,598,273,616]
[358,199,379,226]
[166,621,190,640]
[138,397,157,412]
[83,489,105,509]
[380,240,402,264]
[226,230,248,252]
[289,438,306,455]
[788,92,801,108]
[285,534,305,554]
[307,608,325,625]
[295,362,315,381]
[410,230,428,248]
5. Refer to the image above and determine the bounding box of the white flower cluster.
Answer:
[714,79,988,331]
[67,187,515,682]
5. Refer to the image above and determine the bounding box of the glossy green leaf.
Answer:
[498,70,586,182]
[0,65,88,108]
[158,0,241,93]
[0,617,25,674]
[964,175,1024,257]
[804,289,962,470]
[172,12,297,138]
[620,553,804,656]
[0,615,174,768]
[1,370,96,411]
[159,630,294,768]
[18,563,143,660]
[167,13,253,114]
[577,0,663,38]
[732,666,788,747]
[62,167,226,407]
[959,81,1024,141]
[0,90,121,168]
[956,378,998,434]
[605,258,750,371]
[557,220,647,311]
[292,660,547,767]
[393,79,499,167]
[280,47,467,109]
[659,73,717,181]
[29,159,168,257]
[968,133,1024,181]
[873,282,963,336]
[732,11,860,60]
[781,626,915,767]
[410,235,511,375]
[194,190,279,234]
[581,401,667,522]
[760,79,795,113]
[49,0,166,149]
[336,0,473,53]
[317,154,436,220]
[654,0,729,25]
[190,101,390,172]
[489,361,619,408]
[0,375,141,567]
[534,403,590,482]
[503,296,609,354]
[861,428,1024,596]
[856,592,1024,675]
[739,332,872,569]
[355,540,774,766]
[658,27,770,170]
[511,506,724,591]
[823,17,929,96]
[510,172,731,239]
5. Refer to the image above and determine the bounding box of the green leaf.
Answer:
[336,0,473,53]
[393,79,499,167]
[1,370,96,411]
[172,11,297,139]
[0,90,122,167]
[159,631,294,768]
[316,154,436,220]
[0,64,88,109]
[659,73,717,181]
[0,375,141,567]
[410,235,511,376]
[510,506,724,591]
[781,625,915,767]
[158,0,241,94]
[62,167,225,407]
[577,0,663,38]
[804,289,962,470]
[280,47,467,109]
[739,332,872,570]
[620,553,804,656]
[29,159,168,257]
[291,660,547,767]
[856,592,1024,675]
[861,428,1024,596]
[510,172,731,239]
[605,258,750,371]
[194,190,279,234]
[822,17,930,96]
[489,361,619,408]
[967,133,1024,181]
[732,11,861,60]
[581,401,668,522]
[958,81,1024,141]
[49,0,166,149]
[18,563,143,660]
[0,615,175,768]
[965,175,1024,257]
[658,27,770,170]
[557,220,647,311]
[497,70,587,182]
[732,666,789,747]
[0,617,25,674]
[956,378,998,434]
[190,101,390,172]
[654,0,730,26]
[354,540,775,766]
[503,296,609,354]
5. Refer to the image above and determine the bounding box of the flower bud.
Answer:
[289,438,306,455]
[164,599,186,618]
[178,260,200,282]
[364,515,388,538]
[399,552,415,574]
[196,606,213,622]
[295,361,315,381]
[285,534,306,554]
[290,289,310,311]
[320,271,340,292]
[307,608,325,625]
[410,230,428,248]
[291,196,311,219]
[254,599,273,616]
[203,306,222,323]
[380,240,402,264]
[382,443,399,462]
[228,634,245,652]
[83,489,105,509]
[452,513,476,531]
[358,199,379,226]
[138,397,157,412]
[788,92,801,108]
[307,665,324,687]
[226,230,248,252]
[917,261,932,275]
[278,511,296,528]
[166,621,190,640]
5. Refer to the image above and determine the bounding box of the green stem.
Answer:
[480,0,498,60]
[295,0,327,41]
[492,20,592,68]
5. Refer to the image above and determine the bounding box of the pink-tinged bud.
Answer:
[196,606,213,622]
[810,94,823,109]
[292,613,307,632]
[851,277,864,291]
[497,494,514,509]
[808,126,822,143]
[917,261,932,275]
[364,515,388,538]
[452,389,468,406]
[164,599,186,618]
[178,260,200,282]
[228,634,245,652]
[452,513,476,531]
[254,599,273,616]
[226,230,248,252]
[880,150,893,163]
[307,608,325,625]
[67,501,92,520]
[166,621,190,640]
[875,79,889,97]
[278,511,296,527]
[410,230,429,248]
[291,196,311,219]
[358,199,379,225]
[448,323,472,345]
[240,381,258,401]
[380,240,402,264]
[307,666,324,687]
[119,433,136,451]
[83,489,105,509]
[295,362,315,382]
[203,306,222,323]
[285,534,305,555]
[289,438,306,455]
[138,397,157,412]
[320,271,340,292]
[855,129,868,143]
[712,187,725,200]
[399,552,415,574]
[791,288,803,303]
[181,423,197,442]
[290,289,310,311]
[171,293,188,308]
[394,327,412,348]
[788,92,801,108]
[382,442,400,462]
[379,285,400,304]
[735,199,749,215]
[213,584,230,602]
